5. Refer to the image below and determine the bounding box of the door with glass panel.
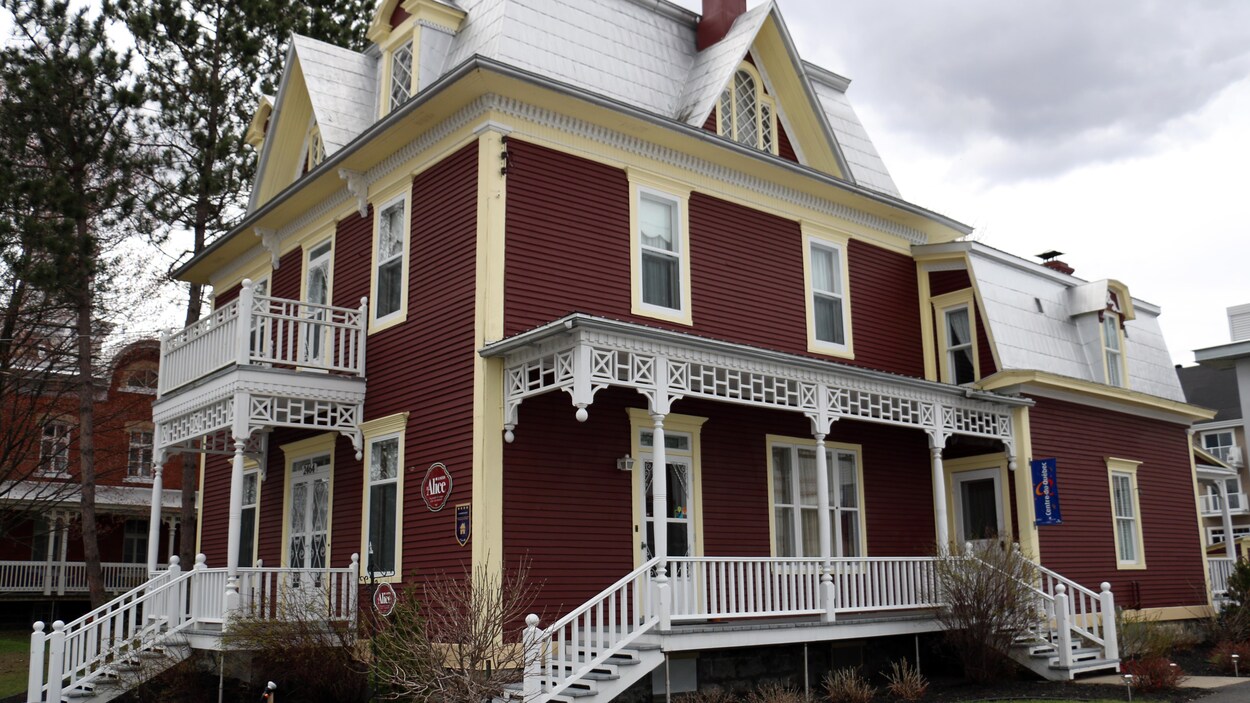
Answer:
[771,444,861,559]
[639,430,695,566]
[288,453,331,585]
[302,241,331,367]
[952,468,1002,546]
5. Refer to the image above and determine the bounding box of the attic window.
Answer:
[717,65,777,154]
[389,39,414,110]
[302,125,325,174]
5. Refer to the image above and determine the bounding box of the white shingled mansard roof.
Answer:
[925,243,1186,402]
[278,0,900,196]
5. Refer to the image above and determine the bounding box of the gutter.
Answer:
[179,56,972,279]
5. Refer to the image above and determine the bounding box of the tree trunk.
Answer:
[75,251,106,607]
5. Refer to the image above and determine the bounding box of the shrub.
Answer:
[1123,656,1187,692]
[822,668,875,703]
[934,539,1038,682]
[882,659,927,701]
[745,681,806,703]
[1117,610,1200,660]
[678,688,740,703]
[1208,640,1250,674]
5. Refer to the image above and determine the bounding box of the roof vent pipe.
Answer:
[698,0,747,51]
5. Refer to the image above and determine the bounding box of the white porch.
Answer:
[149,280,366,612]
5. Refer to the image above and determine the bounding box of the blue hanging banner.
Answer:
[1031,458,1063,526]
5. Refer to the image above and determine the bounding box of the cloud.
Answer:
[782,0,1250,181]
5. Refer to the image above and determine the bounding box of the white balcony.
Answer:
[153,283,368,463]
[0,561,149,596]
[1200,492,1249,516]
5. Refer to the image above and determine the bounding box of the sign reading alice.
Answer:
[1030,458,1063,526]
[422,463,453,512]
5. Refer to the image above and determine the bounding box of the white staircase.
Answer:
[26,554,360,703]
[1006,564,1120,680]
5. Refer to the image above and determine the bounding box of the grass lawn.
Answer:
[0,631,29,701]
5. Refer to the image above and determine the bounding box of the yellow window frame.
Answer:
[627,408,707,567]
[716,62,779,154]
[764,434,868,558]
[628,168,693,326]
[369,179,413,333]
[801,221,854,359]
[359,413,409,583]
[931,289,981,385]
[1107,457,1146,569]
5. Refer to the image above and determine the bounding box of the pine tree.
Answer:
[109,0,370,566]
[1,0,153,607]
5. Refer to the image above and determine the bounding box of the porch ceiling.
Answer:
[480,314,1031,450]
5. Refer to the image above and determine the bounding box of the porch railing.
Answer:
[1030,562,1118,666]
[28,554,360,703]
[0,561,149,595]
[158,284,367,396]
[1210,557,1235,600]
[664,556,941,621]
[1200,493,1248,516]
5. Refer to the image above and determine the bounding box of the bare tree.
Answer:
[371,559,543,703]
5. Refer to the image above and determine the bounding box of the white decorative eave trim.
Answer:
[482,314,1028,453]
[338,168,369,217]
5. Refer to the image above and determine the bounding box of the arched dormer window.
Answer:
[717,64,777,154]
[300,122,325,175]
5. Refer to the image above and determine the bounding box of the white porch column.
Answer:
[56,516,69,596]
[650,411,671,630]
[146,462,164,573]
[225,437,247,613]
[1219,480,1236,560]
[42,514,57,596]
[166,517,178,559]
[813,433,836,622]
[928,431,950,551]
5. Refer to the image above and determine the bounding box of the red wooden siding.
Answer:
[199,454,230,562]
[928,270,969,297]
[504,139,923,376]
[776,121,797,163]
[1029,397,1206,609]
[702,111,717,133]
[215,283,241,307]
[504,387,936,620]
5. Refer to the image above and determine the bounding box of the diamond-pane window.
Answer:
[717,66,777,154]
[390,40,413,110]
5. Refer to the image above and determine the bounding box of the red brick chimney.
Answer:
[698,0,747,51]
[1036,250,1075,275]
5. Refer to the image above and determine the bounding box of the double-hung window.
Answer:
[127,429,153,480]
[770,440,862,558]
[1203,431,1237,465]
[803,226,852,356]
[630,175,692,324]
[944,306,976,384]
[40,422,70,475]
[1107,458,1144,568]
[1103,312,1124,387]
[371,192,408,329]
[639,193,681,311]
[122,520,147,564]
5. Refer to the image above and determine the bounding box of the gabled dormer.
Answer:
[367,0,465,118]
[1067,279,1136,388]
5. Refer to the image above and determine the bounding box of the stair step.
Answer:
[1032,646,1101,660]
[1050,658,1120,673]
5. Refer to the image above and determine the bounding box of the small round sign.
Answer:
[373,582,397,617]
[421,463,453,512]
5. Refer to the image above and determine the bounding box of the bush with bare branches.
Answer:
[882,658,927,701]
[369,558,541,703]
[934,539,1038,682]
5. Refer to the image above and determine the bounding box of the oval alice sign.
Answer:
[373,582,397,617]
[421,463,452,512]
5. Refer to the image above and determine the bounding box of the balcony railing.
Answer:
[0,561,149,596]
[159,285,367,396]
[1201,492,1249,516]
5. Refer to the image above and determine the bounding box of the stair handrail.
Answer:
[528,557,661,701]
[29,557,198,702]
[965,550,1117,663]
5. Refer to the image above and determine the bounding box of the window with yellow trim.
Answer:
[301,123,325,174]
[629,171,692,325]
[802,224,853,358]
[717,63,778,154]
[388,39,414,112]
[767,438,864,557]
[1101,294,1127,387]
[360,413,407,581]
[1107,458,1145,568]
[932,290,980,385]
[371,189,410,330]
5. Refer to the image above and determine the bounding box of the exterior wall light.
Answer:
[616,455,635,471]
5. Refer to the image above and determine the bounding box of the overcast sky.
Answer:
[676,0,1250,365]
